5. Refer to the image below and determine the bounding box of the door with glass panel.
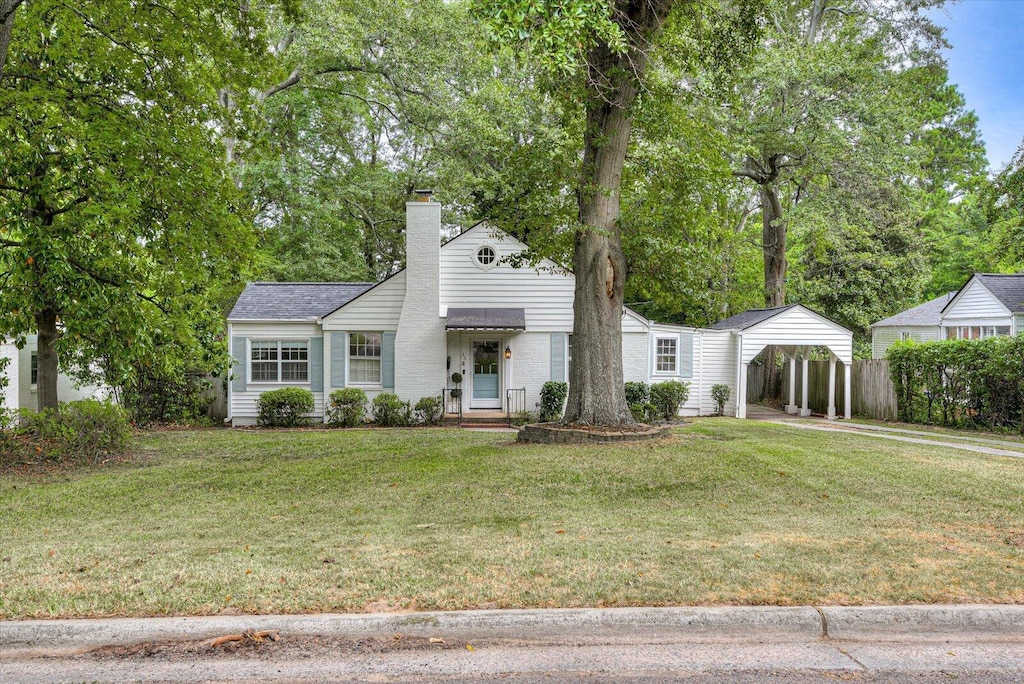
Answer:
[471,340,501,408]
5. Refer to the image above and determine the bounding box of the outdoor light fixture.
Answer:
[504,345,512,359]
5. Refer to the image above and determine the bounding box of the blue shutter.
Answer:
[330,332,347,388]
[679,333,694,378]
[381,332,396,389]
[550,333,566,382]
[309,337,324,391]
[231,336,247,392]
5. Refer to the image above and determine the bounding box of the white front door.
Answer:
[471,339,501,409]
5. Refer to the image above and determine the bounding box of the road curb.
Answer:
[3,605,1022,657]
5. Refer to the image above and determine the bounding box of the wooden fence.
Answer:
[748,359,897,420]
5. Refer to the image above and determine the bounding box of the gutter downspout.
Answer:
[224,322,233,425]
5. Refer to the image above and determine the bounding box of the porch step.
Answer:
[445,412,511,427]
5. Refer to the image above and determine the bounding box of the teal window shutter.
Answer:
[550,333,566,382]
[309,337,324,391]
[680,333,694,378]
[231,336,247,392]
[382,332,396,389]
[330,332,347,388]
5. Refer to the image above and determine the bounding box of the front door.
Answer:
[471,340,501,409]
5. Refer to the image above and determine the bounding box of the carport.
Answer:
[710,304,854,420]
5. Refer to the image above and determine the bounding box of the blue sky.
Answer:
[930,0,1024,171]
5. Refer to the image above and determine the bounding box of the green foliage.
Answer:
[414,396,444,426]
[372,393,411,427]
[120,370,213,426]
[629,403,656,424]
[510,410,535,426]
[887,337,1024,431]
[539,381,568,422]
[0,0,268,407]
[8,400,132,462]
[624,382,650,406]
[257,388,315,428]
[650,380,690,421]
[327,388,368,428]
[711,384,731,416]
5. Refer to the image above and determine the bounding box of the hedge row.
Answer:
[256,387,445,428]
[887,336,1024,432]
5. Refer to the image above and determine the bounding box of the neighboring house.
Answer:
[870,292,955,359]
[871,273,1024,358]
[226,193,854,424]
[0,335,108,412]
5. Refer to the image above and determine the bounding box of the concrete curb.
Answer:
[3,605,1022,657]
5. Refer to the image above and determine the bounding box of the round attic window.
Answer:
[475,245,496,267]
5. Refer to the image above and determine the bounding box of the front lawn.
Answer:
[2,420,1022,618]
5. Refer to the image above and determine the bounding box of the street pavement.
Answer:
[3,605,1023,682]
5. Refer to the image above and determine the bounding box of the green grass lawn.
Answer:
[2,420,1022,619]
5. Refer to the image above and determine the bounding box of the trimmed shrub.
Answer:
[121,370,212,425]
[539,381,568,422]
[257,387,315,427]
[650,380,690,421]
[624,381,650,406]
[327,388,367,427]
[372,392,410,427]
[888,336,1024,431]
[10,400,132,462]
[711,384,731,416]
[510,410,535,426]
[414,396,444,425]
[629,402,656,423]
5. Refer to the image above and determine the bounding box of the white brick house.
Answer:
[225,194,854,424]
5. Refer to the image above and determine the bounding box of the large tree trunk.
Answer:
[563,0,672,426]
[0,0,22,78]
[34,306,60,412]
[759,184,785,400]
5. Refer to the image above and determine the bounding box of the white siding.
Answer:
[1015,314,1024,335]
[871,326,941,359]
[739,307,853,364]
[321,272,406,331]
[13,335,107,411]
[622,332,650,383]
[439,226,577,332]
[1,340,18,412]
[229,322,323,423]
[506,332,551,415]
[697,330,737,416]
[943,278,1012,325]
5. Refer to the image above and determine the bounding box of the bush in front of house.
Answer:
[629,402,657,424]
[121,369,213,425]
[327,388,367,427]
[414,396,444,425]
[372,392,411,426]
[711,384,731,416]
[539,381,568,422]
[624,381,650,406]
[8,399,132,462]
[650,380,690,422]
[257,387,315,427]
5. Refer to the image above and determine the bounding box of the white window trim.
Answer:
[347,331,384,387]
[30,351,38,391]
[472,242,500,271]
[248,338,312,385]
[653,335,679,376]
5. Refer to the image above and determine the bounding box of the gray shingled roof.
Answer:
[871,292,955,328]
[973,273,1024,314]
[709,305,799,330]
[228,282,375,321]
[445,308,526,330]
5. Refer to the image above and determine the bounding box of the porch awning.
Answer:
[445,307,526,331]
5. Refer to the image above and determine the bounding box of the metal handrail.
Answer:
[442,387,463,423]
[506,387,527,426]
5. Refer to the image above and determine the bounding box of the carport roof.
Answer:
[709,305,799,331]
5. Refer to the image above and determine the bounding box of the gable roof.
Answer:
[709,305,799,330]
[871,292,956,328]
[972,273,1024,314]
[228,282,375,321]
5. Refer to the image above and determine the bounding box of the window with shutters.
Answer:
[348,333,382,384]
[655,337,677,374]
[250,341,309,383]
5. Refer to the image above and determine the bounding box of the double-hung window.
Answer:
[251,340,309,383]
[655,337,677,374]
[30,352,38,386]
[349,333,382,384]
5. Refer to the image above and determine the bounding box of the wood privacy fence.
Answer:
[748,359,897,420]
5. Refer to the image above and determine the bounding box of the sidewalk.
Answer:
[753,410,1024,458]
